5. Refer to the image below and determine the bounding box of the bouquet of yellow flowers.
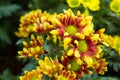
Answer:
[15,0,120,80]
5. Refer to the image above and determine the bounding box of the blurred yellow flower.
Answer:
[112,36,120,55]
[66,0,81,8]
[66,0,100,11]
[81,0,100,11]
[110,0,120,15]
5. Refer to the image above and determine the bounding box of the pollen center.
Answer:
[71,0,79,5]
[65,25,77,35]
[70,60,80,71]
[78,40,88,52]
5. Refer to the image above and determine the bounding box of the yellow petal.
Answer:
[74,50,80,57]
[67,48,74,56]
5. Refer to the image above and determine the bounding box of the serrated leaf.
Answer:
[0,4,21,19]
[108,61,120,72]
[22,59,37,72]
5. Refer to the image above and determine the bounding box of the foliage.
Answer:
[0,69,18,80]
[0,5,21,19]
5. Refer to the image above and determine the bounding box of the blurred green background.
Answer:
[0,0,120,80]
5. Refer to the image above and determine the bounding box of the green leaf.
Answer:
[16,39,25,45]
[98,76,119,80]
[0,4,21,19]
[108,61,120,72]
[22,59,37,72]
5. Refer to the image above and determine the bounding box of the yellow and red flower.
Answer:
[19,68,42,80]
[50,9,94,40]
[54,70,77,80]
[15,9,60,37]
[18,34,44,58]
[61,55,92,77]
[92,58,108,75]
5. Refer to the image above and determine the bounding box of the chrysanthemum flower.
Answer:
[61,55,92,77]
[15,9,43,37]
[81,0,100,11]
[110,0,120,15]
[19,68,42,80]
[65,36,97,66]
[15,9,60,38]
[95,28,113,47]
[50,9,94,40]
[38,56,63,77]
[54,70,77,80]
[18,34,44,58]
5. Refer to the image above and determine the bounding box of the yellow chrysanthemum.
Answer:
[38,56,63,77]
[96,28,114,47]
[81,0,100,11]
[18,35,44,58]
[19,68,42,80]
[110,0,120,15]
[66,0,81,8]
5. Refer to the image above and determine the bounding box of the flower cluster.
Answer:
[66,0,120,16]
[16,9,109,80]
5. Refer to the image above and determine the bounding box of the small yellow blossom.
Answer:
[18,35,44,58]
[38,56,63,77]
